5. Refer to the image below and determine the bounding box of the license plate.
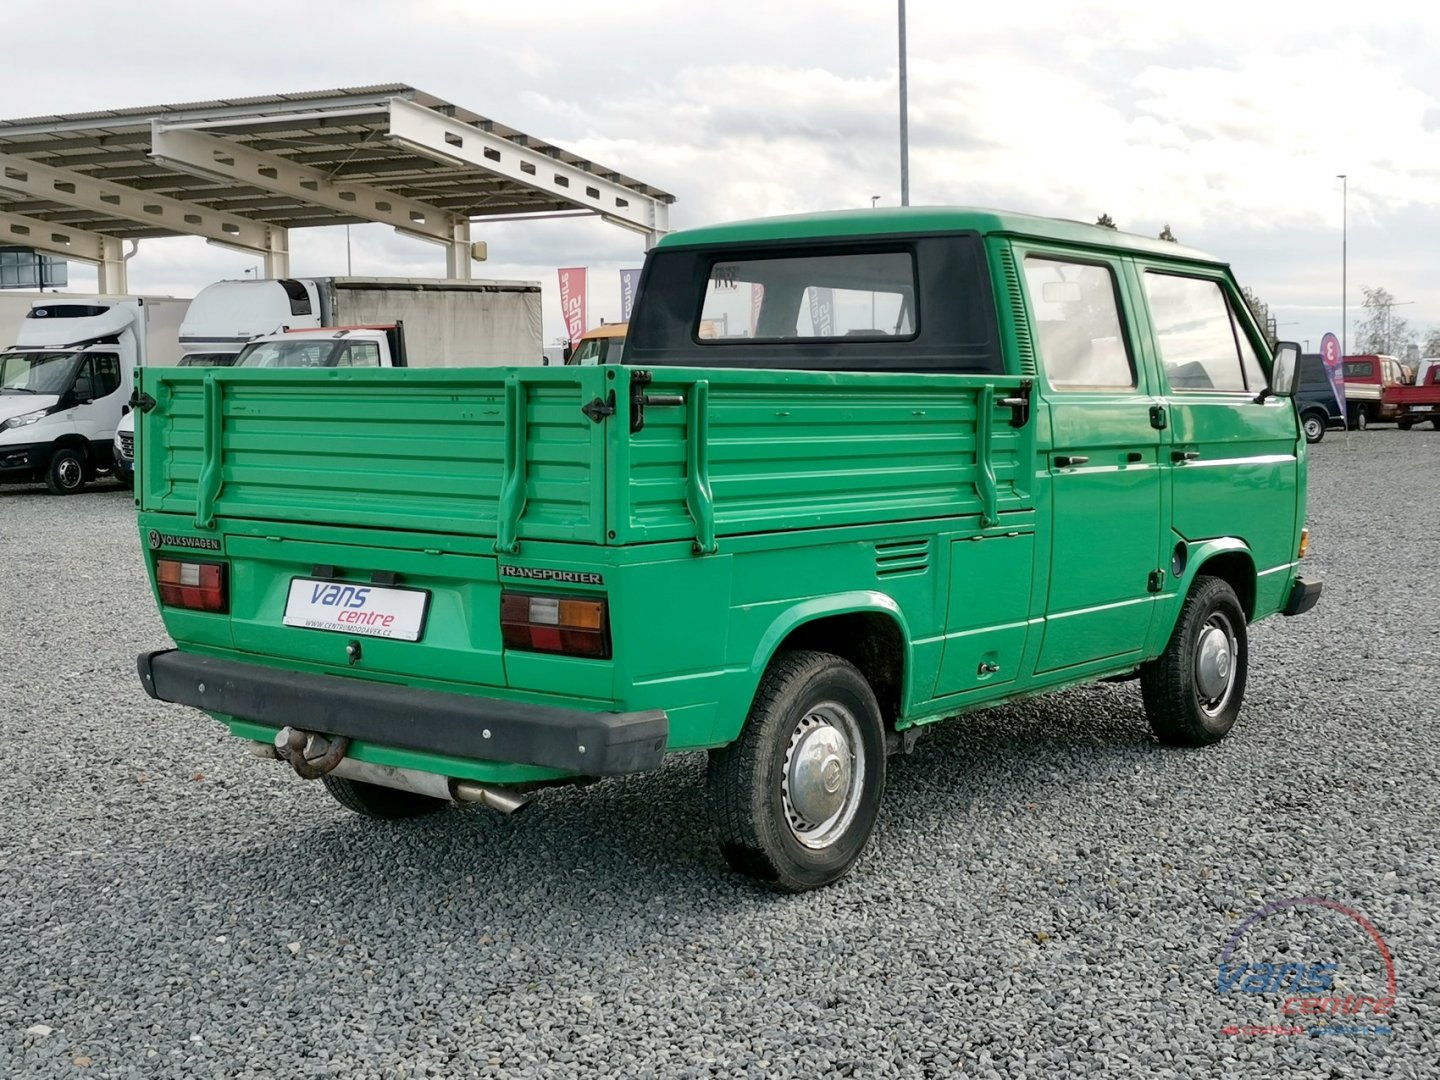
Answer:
[283,579,430,641]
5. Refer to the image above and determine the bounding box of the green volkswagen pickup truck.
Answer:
[134,208,1319,891]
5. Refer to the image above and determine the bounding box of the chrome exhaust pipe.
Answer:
[245,737,531,813]
[453,780,531,815]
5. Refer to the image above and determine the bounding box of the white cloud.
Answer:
[5,0,1440,342]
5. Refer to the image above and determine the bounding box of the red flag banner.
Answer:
[558,267,588,343]
[1320,332,1346,418]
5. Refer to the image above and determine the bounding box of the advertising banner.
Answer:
[558,267,587,343]
[1320,332,1346,417]
[808,287,834,337]
[619,268,642,321]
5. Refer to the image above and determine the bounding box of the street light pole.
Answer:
[1338,174,1347,357]
[898,0,910,206]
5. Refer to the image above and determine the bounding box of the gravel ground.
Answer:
[0,429,1435,1079]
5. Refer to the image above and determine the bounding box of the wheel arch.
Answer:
[49,433,91,459]
[1177,539,1257,621]
[745,593,911,733]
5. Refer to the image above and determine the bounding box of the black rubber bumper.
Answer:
[1282,574,1323,617]
[137,649,668,776]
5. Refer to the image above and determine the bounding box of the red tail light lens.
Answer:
[501,591,610,658]
[156,559,228,613]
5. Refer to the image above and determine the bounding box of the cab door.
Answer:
[1020,251,1165,673]
[71,351,124,446]
[1133,268,1299,595]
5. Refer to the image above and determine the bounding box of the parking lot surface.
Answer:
[1,430,1435,1078]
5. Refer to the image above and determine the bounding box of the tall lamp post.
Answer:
[898,0,909,206]
[1337,174,1347,357]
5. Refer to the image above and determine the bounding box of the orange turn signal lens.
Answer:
[1298,528,1310,559]
[500,591,610,658]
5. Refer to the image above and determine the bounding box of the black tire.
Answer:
[1351,406,1368,431]
[44,447,87,495]
[1433,419,1440,431]
[707,650,886,892]
[1301,412,1326,443]
[117,470,134,489]
[321,774,448,819]
[1398,419,1415,431]
[1141,576,1248,747]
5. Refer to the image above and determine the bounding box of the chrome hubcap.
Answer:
[781,703,864,850]
[57,458,81,487]
[1194,616,1237,715]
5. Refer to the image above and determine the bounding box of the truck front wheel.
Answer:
[707,650,886,892]
[45,447,87,495]
[321,774,447,819]
[1301,412,1326,443]
[1140,575,1248,747]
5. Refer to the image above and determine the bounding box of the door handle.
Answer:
[1053,455,1089,468]
[1172,450,1200,463]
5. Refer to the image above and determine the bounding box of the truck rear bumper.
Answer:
[137,649,668,776]
[1282,575,1322,617]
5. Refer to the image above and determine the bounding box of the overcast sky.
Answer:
[3,0,1440,350]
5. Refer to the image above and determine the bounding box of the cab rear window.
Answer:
[1344,360,1374,378]
[697,251,916,342]
[625,234,1000,374]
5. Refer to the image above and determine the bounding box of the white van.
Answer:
[0,299,170,494]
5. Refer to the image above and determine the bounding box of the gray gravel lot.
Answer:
[0,429,1436,1078]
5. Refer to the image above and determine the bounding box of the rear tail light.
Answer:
[501,591,610,658]
[156,559,228,613]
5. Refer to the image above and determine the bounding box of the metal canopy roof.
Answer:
[0,84,674,291]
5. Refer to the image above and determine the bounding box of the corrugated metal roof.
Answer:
[0,84,673,241]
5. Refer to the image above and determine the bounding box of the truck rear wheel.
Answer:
[707,650,886,892]
[1398,419,1415,431]
[1350,405,1368,431]
[321,774,448,819]
[1140,575,1248,747]
[1301,412,1326,443]
[45,447,87,495]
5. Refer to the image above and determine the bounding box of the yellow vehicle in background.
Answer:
[564,322,627,365]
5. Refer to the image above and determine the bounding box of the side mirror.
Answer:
[1270,341,1301,398]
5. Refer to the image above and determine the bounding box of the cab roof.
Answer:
[656,206,1219,264]
[578,322,628,341]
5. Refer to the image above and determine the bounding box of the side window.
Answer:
[71,358,95,401]
[1022,257,1134,389]
[1143,273,1247,391]
[336,342,381,368]
[91,354,121,397]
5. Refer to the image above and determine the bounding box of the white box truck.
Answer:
[112,276,543,485]
[176,277,543,366]
[0,296,187,494]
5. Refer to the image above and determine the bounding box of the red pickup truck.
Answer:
[1342,354,1411,429]
[1387,359,1440,430]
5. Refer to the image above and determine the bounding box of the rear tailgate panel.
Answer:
[137,366,609,544]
